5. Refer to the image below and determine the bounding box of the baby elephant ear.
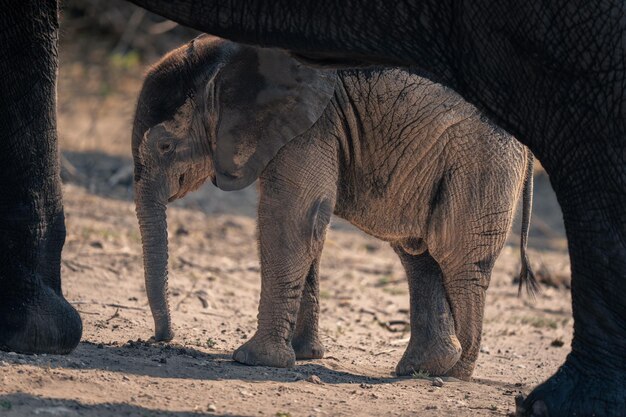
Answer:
[212,45,337,191]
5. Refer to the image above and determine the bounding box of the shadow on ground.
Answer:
[0,393,244,417]
[0,342,400,386]
[0,341,528,394]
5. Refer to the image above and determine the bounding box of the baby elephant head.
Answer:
[132,35,337,341]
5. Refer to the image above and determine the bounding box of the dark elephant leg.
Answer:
[291,259,325,360]
[516,149,626,416]
[0,0,82,353]
[392,245,462,376]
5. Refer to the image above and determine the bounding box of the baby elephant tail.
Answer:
[518,150,539,297]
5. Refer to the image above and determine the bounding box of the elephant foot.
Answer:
[516,354,626,417]
[0,284,82,354]
[0,202,81,354]
[443,356,475,381]
[395,334,462,376]
[153,323,175,343]
[233,334,296,367]
[292,335,325,360]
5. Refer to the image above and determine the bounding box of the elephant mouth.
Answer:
[167,173,187,202]
[168,172,213,202]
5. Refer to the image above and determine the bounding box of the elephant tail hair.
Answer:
[518,150,539,298]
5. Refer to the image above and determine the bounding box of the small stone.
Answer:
[306,375,323,385]
[207,404,217,412]
[175,226,189,236]
[97,343,104,349]
[364,243,379,253]
[550,338,564,347]
[432,377,444,387]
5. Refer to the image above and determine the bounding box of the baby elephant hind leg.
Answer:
[437,205,514,379]
[393,245,462,377]
[438,254,496,380]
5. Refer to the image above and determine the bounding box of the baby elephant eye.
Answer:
[157,141,174,154]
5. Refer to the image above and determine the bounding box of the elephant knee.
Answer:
[400,237,427,255]
[307,197,333,249]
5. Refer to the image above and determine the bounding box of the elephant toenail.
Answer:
[531,400,549,416]
[234,350,247,364]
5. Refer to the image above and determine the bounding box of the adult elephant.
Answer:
[0,1,623,416]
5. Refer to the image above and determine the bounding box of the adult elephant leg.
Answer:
[0,0,82,353]
[392,246,461,376]
[291,259,325,360]
[517,147,626,416]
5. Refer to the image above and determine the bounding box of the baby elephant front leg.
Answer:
[291,260,325,359]
[233,195,333,368]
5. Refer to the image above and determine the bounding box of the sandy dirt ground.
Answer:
[0,37,573,417]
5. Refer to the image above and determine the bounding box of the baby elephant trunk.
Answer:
[135,187,174,342]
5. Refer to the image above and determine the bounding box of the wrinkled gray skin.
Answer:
[133,36,535,379]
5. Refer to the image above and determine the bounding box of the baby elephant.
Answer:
[133,35,536,379]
